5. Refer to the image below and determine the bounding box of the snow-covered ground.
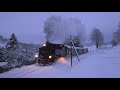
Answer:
[0,45,120,78]
[0,62,7,67]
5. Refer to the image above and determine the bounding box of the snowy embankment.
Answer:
[0,45,120,78]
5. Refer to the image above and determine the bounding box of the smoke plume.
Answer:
[44,16,86,44]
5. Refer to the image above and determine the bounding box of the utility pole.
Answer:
[70,35,80,67]
[70,35,72,67]
[71,39,80,61]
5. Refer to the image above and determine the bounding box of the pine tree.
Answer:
[5,33,21,68]
[6,33,19,51]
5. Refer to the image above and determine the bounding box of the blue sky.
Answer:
[0,12,120,44]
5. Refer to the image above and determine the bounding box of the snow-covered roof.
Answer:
[49,40,63,44]
[64,45,86,49]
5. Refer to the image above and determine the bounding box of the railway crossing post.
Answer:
[70,35,80,67]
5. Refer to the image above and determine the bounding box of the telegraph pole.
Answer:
[71,39,80,61]
[70,35,72,67]
[70,35,80,67]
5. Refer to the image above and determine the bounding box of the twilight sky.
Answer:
[0,12,120,44]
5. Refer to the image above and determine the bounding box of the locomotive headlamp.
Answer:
[35,53,39,58]
[49,55,52,59]
[35,54,38,58]
[43,44,46,46]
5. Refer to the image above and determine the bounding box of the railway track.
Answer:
[9,66,44,78]
[16,67,44,78]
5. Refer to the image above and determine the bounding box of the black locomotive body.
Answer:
[36,42,88,65]
[37,42,69,65]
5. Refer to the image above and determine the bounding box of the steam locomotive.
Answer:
[35,41,88,65]
[35,42,70,65]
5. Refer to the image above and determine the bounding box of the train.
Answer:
[35,41,88,65]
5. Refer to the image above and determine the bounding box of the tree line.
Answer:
[0,33,38,72]
[64,22,120,49]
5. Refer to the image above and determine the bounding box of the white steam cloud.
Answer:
[44,16,86,44]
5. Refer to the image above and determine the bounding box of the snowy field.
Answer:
[0,45,120,78]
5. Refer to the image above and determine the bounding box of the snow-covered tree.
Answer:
[64,35,83,47]
[0,47,5,62]
[111,39,118,47]
[4,33,21,67]
[0,35,3,42]
[90,28,104,48]
[0,35,8,43]
[63,37,71,46]
[72,36,82,47]
[6,33,19,51]
[0,34,37,70]
[113,22,120,44]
